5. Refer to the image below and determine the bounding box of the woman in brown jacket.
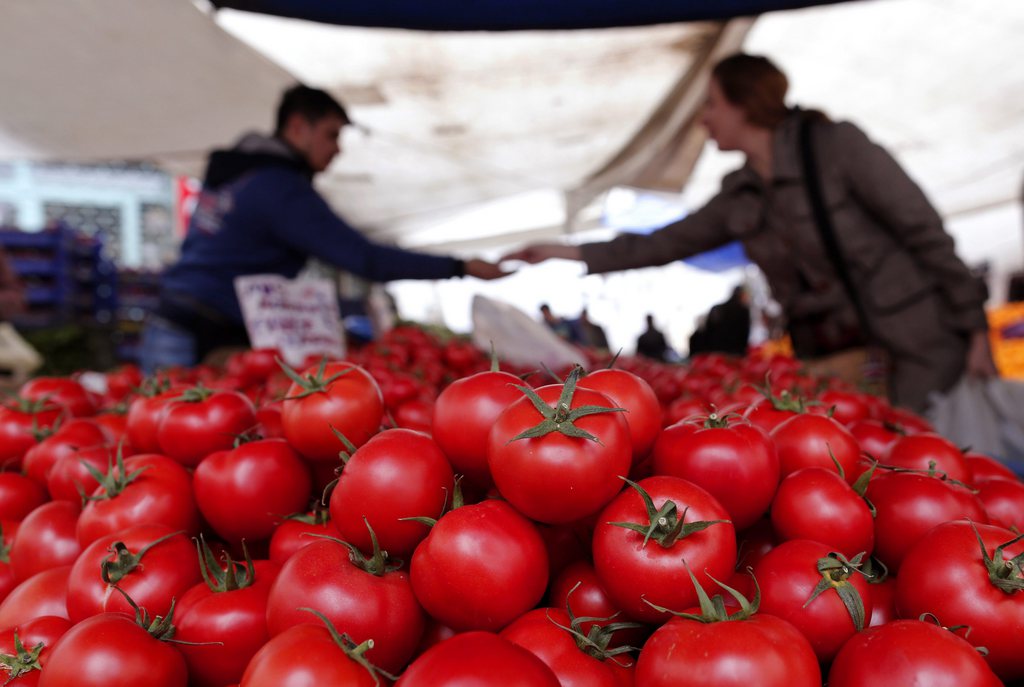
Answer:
[505,54,996,412]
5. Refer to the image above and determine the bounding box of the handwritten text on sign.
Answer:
[234,275,345,367]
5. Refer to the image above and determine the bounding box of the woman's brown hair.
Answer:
[711,54,790,129]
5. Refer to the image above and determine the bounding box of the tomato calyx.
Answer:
[312,519,402,576]
[298,608,396,686]
[646,564,760,623]
[401,475,466,528]
[509,366,625,444]
[277,357,355,400]
[550,583,643,664]
[917,612,990,656]
[0,524,11,565]
[973,523,1024,594]
[195,535,257,593]
[2,394,60,416]
[701,411,739,430]
[753,380,809,414]
[100,530,185,586]
[134,376,172,399]
[283,504,331,527]
[81,443,150,502]
[0,631,45,680]
[803,551,871,631]
[609,477,730,549]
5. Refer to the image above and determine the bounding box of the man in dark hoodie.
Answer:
[142,85,505,371]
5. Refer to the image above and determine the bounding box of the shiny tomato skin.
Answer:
[770,467,874,558]
[125,387,185,454]
[21,419,109,488]
[592,476,736,624]
[239,622,381,687]
[488,384,632,525]
[410,499,548,632]
[45,444,110,503]
[0,403,62,471]
[847,418,901,461]
[753,539,874,663]
[548,560,649,650]
[432,369,524,488]
[330,428,453,560]
[156,390,257,467]
[651,418,779,531]
[770,413,861,484]
[828,619,1003,687]
[976,478,1024,530]
[0,474,47,524]
[10,501,81,582]
[580,368,663,462]
[281,362,384,461]
[20,377,96,418]
[896,520,1024,682]
[868,471,988,574]
[0,615,71,686]
[76,453,201,548]
[267,512,336,566]
[635,613,820,687]
[193,439,312,543]
[66,525,200,623]
[0,566,71,629]
[882,433,970,483]
[966,452,1020,485]
[265,538,424,674]
[396,631,561,687]
[37,612,188,687]
[175,560,281,687]
[811,389,871,426]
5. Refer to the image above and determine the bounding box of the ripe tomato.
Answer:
[548,561,649,651]
[410,499,548,632]
[882,433,970,483]
[592,476,736,623]
[156,387,257,467]
[125,385,184,454]
[770,467,874,558]
[827,619,1002,687]
[770,413,861,484]
[0,566,71,629]
[753,539,874,663]
[0,615,72,686]
[848,418,902,460]
[268,508,336,565]
[580,368,662,462]
[396,631,561,687]
[21,419,109,488]
[896,520,1024,682]
[488,369,632,524]
[10,501,81,582]
[0,474,46,524]
[37,611,188,687]
[0,399,63,471]
[330,428,453,560]
[810,388,871,425]
[432,367,524,488]
[193,439,312,543]
[281,361,384,461]
[239,619,386,687]
[45,444,111,503]
[20,377,96,418]
[651,415,779,531]
[966,451,1020,485]
[976,478,1024,530]
[265,536,424,674]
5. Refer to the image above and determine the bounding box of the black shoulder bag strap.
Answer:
[798,116,875,343]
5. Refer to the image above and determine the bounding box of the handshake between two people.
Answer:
[463,243,584,280]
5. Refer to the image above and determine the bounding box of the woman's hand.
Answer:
[501,243,582,265]
[965,330,998,378]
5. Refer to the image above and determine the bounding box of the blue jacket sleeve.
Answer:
[269,171,462,281]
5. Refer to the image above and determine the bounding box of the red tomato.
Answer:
[21,419,109,488]
[868,470,987,574]
[330,428,453,559]
[867,575,898,627]
[651,416,779,531]
[976,478,1024,530]
[770,413,861,484]
[635,610,820,687]
[396,631,561,687]
[966,452,1021,485]
[10,501,81,582]
[882,433,970,483]
[592,476,736,623]
[410,499,548,632]
[45,444,110,503]
[125,386,184,454]
[37,611,187,687]
[392,397,435,433]
[20,377,96,418]
[76,453,201,547]
[0,400,63,471]
[175,551,280,687]
[810,388,871,425]
[265,537,423,674]
[66,525,200,623]
[0,474,46,524]
[253,400,284,439]
[897,520,1024,682]
[0,566,71,629]
[0,615,72,686]
[267,509,336,566]
[281,361,384,461]
[848,418,902,460]
[156,387,256,467]
[488,370,632,524]
[501,607,636,686]
[580,368,662,462]
[770,467,874,558]
[432,368,527,488]
[548,560,649,651]
[828,619,1002,687]
[193,439,312,543]
[0,524,17,603]
[239,619,386,687]
[741,393,802,433]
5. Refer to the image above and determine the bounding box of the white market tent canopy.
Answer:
[1,0,1022,307]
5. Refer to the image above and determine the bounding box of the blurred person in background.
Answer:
[636,313,673,361]
[576,307,610,351]
[142,85,504,373]
[504,53,995,411]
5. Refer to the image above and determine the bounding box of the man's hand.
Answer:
[501,243,582,265]
[463,259,508,280]
[965,330,998,378]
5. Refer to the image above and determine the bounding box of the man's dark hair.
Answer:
[275,85,349,135]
